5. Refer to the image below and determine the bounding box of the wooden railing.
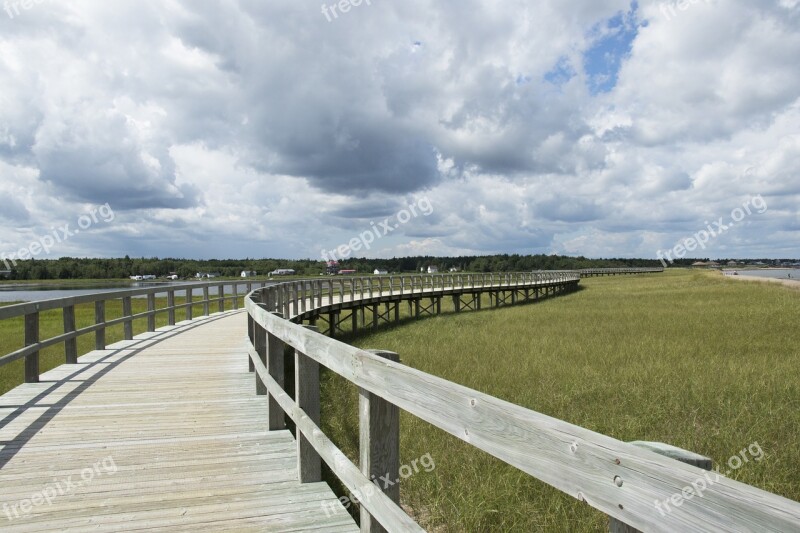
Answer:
[0,280,265,384]
[578,267,664,277]
[245,270,800,533]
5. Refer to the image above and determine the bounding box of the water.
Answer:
[722,268,799,280]
[0,281,267,303]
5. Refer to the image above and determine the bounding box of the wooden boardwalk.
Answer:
[0,311,356,532]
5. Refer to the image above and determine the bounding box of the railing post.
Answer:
[63,305,78,364]
[186,288,193,321]
[608,442,712,532]
[267,312,286,430]
[295,325,321,483]
[167,290,176,325]
[203,286,210,316]
[95,300,106,350]
[233,283,239,310]
[147,293,156,332]
[254,305,269,395]
[360,349,400,533]
[247,312,255,373]
[24,312,40,383]
[218,284,225,313]
[122,296,133,340]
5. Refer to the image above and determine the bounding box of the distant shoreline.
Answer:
[722,273,800,290]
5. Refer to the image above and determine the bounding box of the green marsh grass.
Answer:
[320,269,800,531]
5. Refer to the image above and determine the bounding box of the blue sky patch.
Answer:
[582,1,641,95]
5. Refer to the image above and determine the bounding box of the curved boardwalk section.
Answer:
[0,311,356,532]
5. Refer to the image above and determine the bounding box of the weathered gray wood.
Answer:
[167,290,176,325]
[203,286,210,316]
[254,308,268,397]
[360,350,400,533]
[247,300,800,533]
[218,284,225,313]
[95,300,106,350]
[609,442,713,533]
[186,289,193,321]
[24,312,39,383]
[249,349,422,532]
[147,293,156,332]
[1,312,356,532]
[122,296,134,340]
[296,325,321,483]
[63,305,78,364]
[267,312,285,431]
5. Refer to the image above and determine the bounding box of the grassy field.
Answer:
[320,269,800,531]
[0,296,244,395]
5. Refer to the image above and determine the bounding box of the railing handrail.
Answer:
[0,280,251,320]
[0,280,263,377]
[246,268,800,533]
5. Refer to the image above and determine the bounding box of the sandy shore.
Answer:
[723,273,800,290]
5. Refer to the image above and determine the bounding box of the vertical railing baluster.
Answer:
[95,300,106,350]
[63,305,78,364]
[360,349,401,533]
[147,293,156,332]
[296,325,321,483]
[24,312,40,383]
[122,297,133,340]
[167,290,176,326]
[268,312,286,430]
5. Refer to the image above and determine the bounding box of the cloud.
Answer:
[0,0,797,260]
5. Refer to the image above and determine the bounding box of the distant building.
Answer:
[691,261,720,268]
[373,269,388,275]
[0,269,10,278]
[339,269,357,275]
[196,272,220,279]
[326,260,340,275]
[142,275,157,280]
[130,275,143,281]
[427,266,439,274]
[167,273,179,280]
[449,267,460,273]
[241,270,257,278]
[270,269,296,276]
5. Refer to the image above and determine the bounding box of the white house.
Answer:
[270,269,296,276]
[130,275,143,281]
[427,266,439,274]
[373,269,388,275]
[241,270,257,278]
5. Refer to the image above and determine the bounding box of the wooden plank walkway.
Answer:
[0,311,356,532]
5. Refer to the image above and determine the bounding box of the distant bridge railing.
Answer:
[578,267,664,277]
[0,280,263,384]
[245,269,800,533]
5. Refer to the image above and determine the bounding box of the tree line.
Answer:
[0,254,691,281]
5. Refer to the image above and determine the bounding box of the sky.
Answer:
[0,0,799,262]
